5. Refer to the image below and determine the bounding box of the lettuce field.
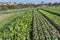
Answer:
[0,7,60,40]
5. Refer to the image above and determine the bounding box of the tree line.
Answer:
[0,2,60,11]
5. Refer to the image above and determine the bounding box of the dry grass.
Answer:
[0,13,13,20]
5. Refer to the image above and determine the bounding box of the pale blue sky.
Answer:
[0,0,60,3]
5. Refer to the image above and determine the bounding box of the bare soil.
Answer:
[0,13,13,20]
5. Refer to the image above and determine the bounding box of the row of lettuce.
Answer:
[39,7,60,27]
[32,10,60,40]
[0,9,33,40]
[0,8,60,40]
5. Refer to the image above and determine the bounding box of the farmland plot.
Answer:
[0,8,60,40]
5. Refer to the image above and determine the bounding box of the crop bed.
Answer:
[0,8,60,40]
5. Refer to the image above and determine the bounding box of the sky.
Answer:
[0,0,60,4]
